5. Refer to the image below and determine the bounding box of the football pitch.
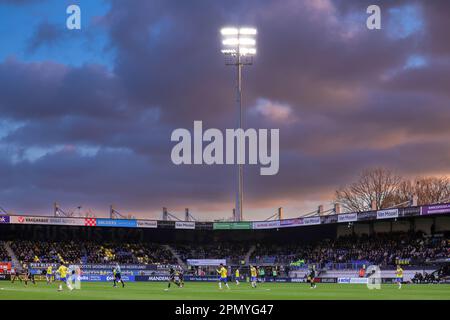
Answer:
[0,281,449,300]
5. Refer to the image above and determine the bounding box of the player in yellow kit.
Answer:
[56,262,73,292]
[46,265,53,284]
[235,268,240,285]
[216,264,230,290]
[250,265,258,288]
[396,265,404,289]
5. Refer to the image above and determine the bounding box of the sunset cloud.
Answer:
[250,98,296,123]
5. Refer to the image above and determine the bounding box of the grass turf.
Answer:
[0,281,449,300]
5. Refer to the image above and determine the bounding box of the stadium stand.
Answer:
[10,241,83,264]
[173,244,248,264]
[5,232,447,268]
[123,243,177,265]
[0,241,10,262]
[7,233,450,267]
[9,241,177,265]
[0,208,448,285]
[250,232,449,267]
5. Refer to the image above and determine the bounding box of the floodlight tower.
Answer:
[221,26,257,222]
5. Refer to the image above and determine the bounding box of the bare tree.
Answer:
[335,168,403,212]
[394,177,450,205]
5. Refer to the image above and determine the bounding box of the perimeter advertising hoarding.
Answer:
[79,275,135,282]
[187,259,226,266]
[302,216,321,226]
[357,211,377,221]
[10,215,50,225]
[252,220,281,229]
[321,215,338,224]
[76,264,156,270]
[9,215,86,226]
[400,206,421,217]
[213,222,252,230]
[135,275,170,282]
[175,221,196,229]
[290,278,308,283]
[96,218,137,228]
[279,218,303,228]
[337,213,358,223]
[134,276,313,283]
[315,277,337,283]
[30,263,159,272]
[421,203,450,216]
[254,216,325,229]
[157,220,176,229]
[0,274,11,280]
[135,276,221,282]
[184,276,221,282]
[376,209,399,220]
[136,220,158,228]
[48,217,86,226]
[263,277,292,283]
[195,221,214,230]
[338,277,368,284]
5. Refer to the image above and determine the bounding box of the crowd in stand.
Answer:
[8,241,177,265]
[10,241,83,264]
[132,243,177,264]
[0,241,10,262]
[173,244,248,264]
[251,232,449,267]
[3,232,449,267]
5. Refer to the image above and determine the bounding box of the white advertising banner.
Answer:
[338,277,368,284]
[175,221,196,229]
[136,220,158,228]
[47,217,86,226]
[252,220,281,229]
[279,218,303,228]
[303,217,321,226]
[10,215,85,226]
[10,216,49,225]
[187,259,226,266]
[376,209,399,220]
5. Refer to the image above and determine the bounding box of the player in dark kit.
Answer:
[165,267,180,290]
[308,266,317,289]
[23,263,36,286]
[178,270,185,288]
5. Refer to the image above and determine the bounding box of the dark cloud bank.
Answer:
[1,0,449,219]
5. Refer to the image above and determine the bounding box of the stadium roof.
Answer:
[1,203,449,231]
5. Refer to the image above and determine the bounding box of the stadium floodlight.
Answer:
[221,27,239,35]
[221,27,257,57]
[220,26,257,222]
[239,27,257,35]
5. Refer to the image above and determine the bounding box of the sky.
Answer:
[0,0,449,220]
